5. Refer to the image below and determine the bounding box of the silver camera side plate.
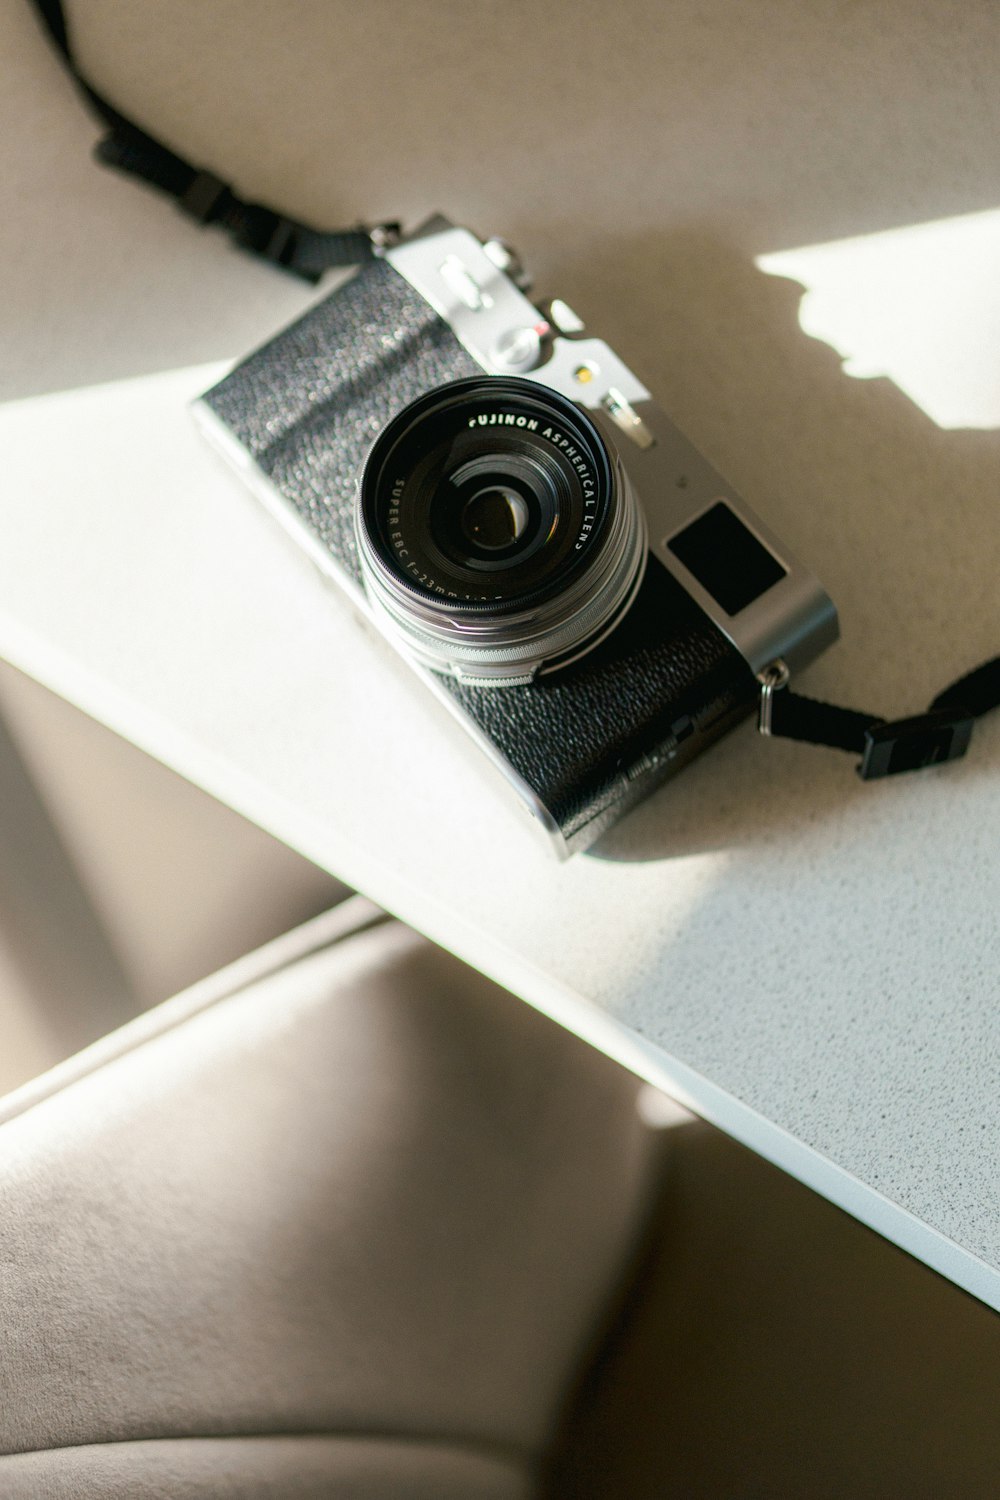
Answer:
[592,404,839,675]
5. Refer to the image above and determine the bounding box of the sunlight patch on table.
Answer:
[758,208,1000,430]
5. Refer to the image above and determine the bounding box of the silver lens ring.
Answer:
[356,378,647,684]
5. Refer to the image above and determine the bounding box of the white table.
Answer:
[3,0,999,1308]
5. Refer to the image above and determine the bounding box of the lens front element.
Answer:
[461,485,531,553]
[357,377,646,683]
[430,450,555,575]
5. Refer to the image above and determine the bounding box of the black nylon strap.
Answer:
[31,0,393,281]
[768,690,878,753]
[931,656,1000,718]
[764,655,1000,779]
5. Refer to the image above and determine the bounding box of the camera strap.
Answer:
[31,0,398,281]
[31,0,1000,783]
[757,654,1000,778]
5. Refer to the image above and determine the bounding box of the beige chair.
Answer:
[0,896,662,1498]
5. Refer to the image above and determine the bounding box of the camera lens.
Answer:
[360,380,607,607]
[356,376,646,683]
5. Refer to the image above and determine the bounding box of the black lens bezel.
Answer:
[358,377,615,615]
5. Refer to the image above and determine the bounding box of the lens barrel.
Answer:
[356,377,646,683]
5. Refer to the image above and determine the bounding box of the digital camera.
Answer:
[195,217,838,854]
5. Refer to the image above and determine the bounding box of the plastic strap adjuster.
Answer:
[858,707,974,780]
[179,169,229,223]
[235,208,300,267]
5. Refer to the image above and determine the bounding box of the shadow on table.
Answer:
[556,229,1000,864]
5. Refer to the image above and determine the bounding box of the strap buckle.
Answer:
[858,707,974,780]
[179,169,230,224]
[234,207,300,267]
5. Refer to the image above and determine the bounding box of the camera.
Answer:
[195,216,838,854]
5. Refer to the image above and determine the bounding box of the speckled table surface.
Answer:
[2,1,998,1306]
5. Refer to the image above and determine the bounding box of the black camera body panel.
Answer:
[201,256,769,852]
[204,256,480,592]
[446,557,757,845]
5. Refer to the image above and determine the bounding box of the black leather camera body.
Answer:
[196,218,837,854]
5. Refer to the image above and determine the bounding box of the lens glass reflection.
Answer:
[462,486,530,552]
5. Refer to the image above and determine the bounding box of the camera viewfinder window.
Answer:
[667,502,786,615]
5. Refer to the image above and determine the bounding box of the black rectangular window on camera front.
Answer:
[667,501,786,615]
